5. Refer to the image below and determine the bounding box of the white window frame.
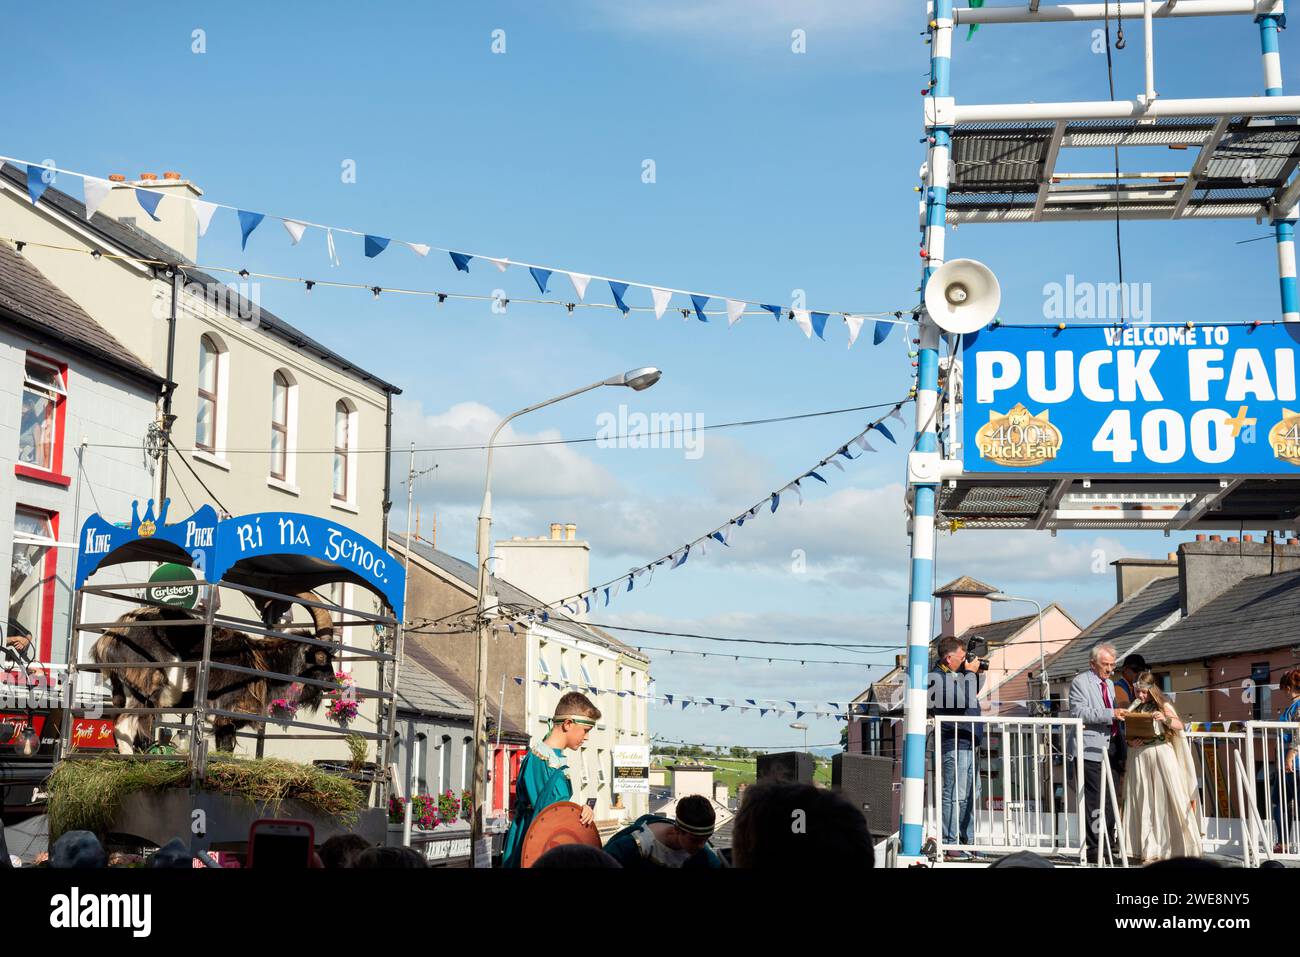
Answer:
[538,647,551,677]
[332,399,359,510]
[268,369,299,492]
[194,333,230,463]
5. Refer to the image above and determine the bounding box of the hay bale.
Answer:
[47,756,365,840]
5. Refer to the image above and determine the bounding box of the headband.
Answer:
[674,817,716,838]
[549,715,597,728]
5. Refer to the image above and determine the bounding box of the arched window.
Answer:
[333,400,355,502]
[270,370,291,480]
[196,335,222,452]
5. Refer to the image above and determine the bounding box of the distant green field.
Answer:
[653,756,833,794]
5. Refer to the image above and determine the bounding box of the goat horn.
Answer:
[296,591,336,641]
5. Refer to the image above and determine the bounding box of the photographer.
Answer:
[928,636,986,859]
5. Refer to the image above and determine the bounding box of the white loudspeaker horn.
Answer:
[923,258,1001,335]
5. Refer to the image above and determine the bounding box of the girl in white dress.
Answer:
[1122,673,1204,864]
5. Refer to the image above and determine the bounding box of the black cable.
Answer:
[1104,0,1128,326]
[89,399,908,456]
[167,435,230,515]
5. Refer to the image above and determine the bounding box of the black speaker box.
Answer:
[756,750,814,784]
[831,752,896,838]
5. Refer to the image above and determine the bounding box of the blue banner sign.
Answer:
[75,504,404,618]
[961,323,1300,475]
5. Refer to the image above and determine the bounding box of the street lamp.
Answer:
[987,592,1050,715]
[470,367,662,866]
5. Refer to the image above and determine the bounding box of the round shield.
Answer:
[520,801,601,868]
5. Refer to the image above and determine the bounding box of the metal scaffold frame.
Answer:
[901,0,1298,865]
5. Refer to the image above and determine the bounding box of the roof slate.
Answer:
[1138,567,1300,666]
[1045,577,1182,680]
[0,242,161,384]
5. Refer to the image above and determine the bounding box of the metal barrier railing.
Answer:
[1185,729,1249,858]
[1244,720,1300,862]
[931,715,1085,860]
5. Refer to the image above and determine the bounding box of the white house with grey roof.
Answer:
[1,240,163,681]
[390,531,652,828]
[0,163,401,768]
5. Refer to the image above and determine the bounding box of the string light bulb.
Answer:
[304,280,314,293]
[371,286,382,299]
[238,269,250,279]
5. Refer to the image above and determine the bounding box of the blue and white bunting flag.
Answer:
[651,287,672,319]
[283,219,308,245]
[726,299,745,326]
[136,188,163,222]
[237,210,265,250]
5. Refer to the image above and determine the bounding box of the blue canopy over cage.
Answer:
[73,498,404,619]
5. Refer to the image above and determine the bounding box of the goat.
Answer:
[90,593,336,754]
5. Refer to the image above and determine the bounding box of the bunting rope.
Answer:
[489,399,913,618]
[0,233,913,345]
[3,156,915,346]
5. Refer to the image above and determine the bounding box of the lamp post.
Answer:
[987,592,1049,715]
[470,367,662,866]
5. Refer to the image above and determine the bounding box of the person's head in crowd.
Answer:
[1090,642,1118,680]
[532,844,622,868]
[50,830,107,869]
[670,795,717,855]
[354,845,428,868]
[1260,859,1287,869]
[1281,668,1300,701]
[731,782,873,869]
[936,636,967,673]
[550,692,601,750]
[1120,653,1147,685]
[1142,856,1222,869]
[149,838,192,868]
[320,833,371,869]
[988,851,1054,868]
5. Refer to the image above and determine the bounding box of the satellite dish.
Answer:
[923,258,1001,335]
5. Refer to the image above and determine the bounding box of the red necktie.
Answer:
[1101,680,1118,736]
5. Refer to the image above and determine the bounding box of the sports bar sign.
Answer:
[961,323,1300,475]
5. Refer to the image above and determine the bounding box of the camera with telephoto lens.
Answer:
[964,636,990,673]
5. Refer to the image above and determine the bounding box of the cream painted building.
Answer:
[0,164,402,766]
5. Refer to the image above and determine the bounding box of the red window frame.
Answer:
[11,506,60,662]
[15,352,70,487]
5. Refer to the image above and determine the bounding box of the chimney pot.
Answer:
[1210,535,1222,542]
[565,523,577,541]
[108,174,126,182]
[1290,538,1299,546]
[1243,535,1254,543]
[139,172,157,181]
[549,523,562,541]
[163,171,181,180]
[1167,552,1177,561]
[1227,536,1239,544]
[1195,534,1206,542]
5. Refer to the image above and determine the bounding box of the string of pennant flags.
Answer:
[514,675,866,721]
[4,156,915,347]
[494,400,911,621]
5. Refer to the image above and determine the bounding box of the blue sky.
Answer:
[7,1,1298,750]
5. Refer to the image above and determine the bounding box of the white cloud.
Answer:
[391,397,622,505]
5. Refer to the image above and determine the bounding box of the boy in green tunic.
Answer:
[501,692,600,868]
[602,794,726,868]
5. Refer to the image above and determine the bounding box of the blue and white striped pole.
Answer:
[1261,10,1299,322]
[898,0,952,862]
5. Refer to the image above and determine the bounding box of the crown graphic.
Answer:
[129,498,171,538]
